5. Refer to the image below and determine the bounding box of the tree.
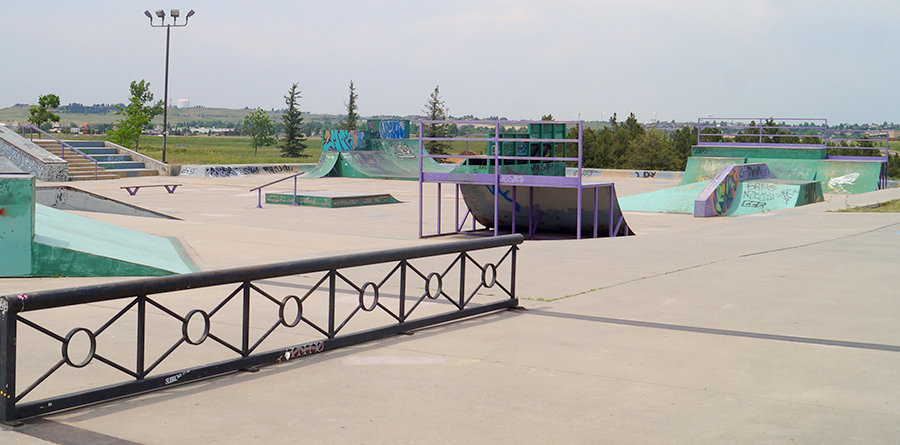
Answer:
[339,80,360,130]
[422,85,450,156]
[242,107,277,156]
[280,83,308,158]
[624,128,679,171]
[28,94,61,134]
[108,80,163,149]
[541,114,554,121]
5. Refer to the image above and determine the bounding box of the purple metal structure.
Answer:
[417,120,625,240]
[250,172,305,208]
[20,125,99,180]
[696,117,890,189]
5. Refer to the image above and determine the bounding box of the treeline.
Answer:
[567,113,697,172]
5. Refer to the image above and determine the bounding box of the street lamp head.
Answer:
[170,9,180,18]
[186,9,195,18]
[155,9,165,19]
[144,10,152,19]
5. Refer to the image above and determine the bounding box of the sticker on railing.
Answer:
[282,341,325,362]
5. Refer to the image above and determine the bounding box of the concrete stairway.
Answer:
[32,140,158,181]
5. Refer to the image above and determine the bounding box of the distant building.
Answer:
[177,99,191,109]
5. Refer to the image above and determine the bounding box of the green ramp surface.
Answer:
[816,160,883,194]
[726,179,824,216]
[618,180,712,214]
[302,151,340,178]
[746,158,819,181]
[680,157,744,185]
[33,204,198,277]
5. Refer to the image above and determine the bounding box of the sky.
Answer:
[4,0,899,124]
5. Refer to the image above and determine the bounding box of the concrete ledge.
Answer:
[0,127,68,182]
[567,167,684,180]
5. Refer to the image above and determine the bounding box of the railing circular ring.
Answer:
[359,282,379,312]
[279,295,303,327]
[182,309,210,345]
[482,263,497,288]
[62,327,96,368]
[425,273,443,300]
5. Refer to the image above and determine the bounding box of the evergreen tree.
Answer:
[340,80,360,130]
[280,83,307,157]
[422,85,451,156]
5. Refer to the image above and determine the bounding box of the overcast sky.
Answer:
[4,1,898,124]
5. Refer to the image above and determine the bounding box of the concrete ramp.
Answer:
[680,157,744,185]
[303,151,341,178]
[32,205,199,277]
[619,180,712,214]
[816,160,883,194]
[306,141,454,180]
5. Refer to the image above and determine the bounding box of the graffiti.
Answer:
[391,142,415,158]
[164,369,191,385]
[692,147,709,155]
[738,164,769,181]
[180,166,200,176]
[743,190,776,202]
[205,166,259,177]
[741,200,767,208]
[281,341,324,361]
[323,130,365,151]
[744,182,776,191]
[632,171,657,178]
[486,185,522,212]
[0,138,67,182]
[826,172,860,193]
[500,175,525,184]
[379,120,406,139]
[262,165,295,174]
[780,188,799,205]
[713,170,738,215]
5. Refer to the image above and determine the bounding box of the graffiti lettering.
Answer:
[741,200,767,208]
[379,121,406,139]
[282,341,325,361]
[631,171,657,178]
[744,182,776,191]
[180,166,200,176]
[262,165,295,174]
[692,147,709,155]
[738,165,767,181]
[780,189,799,205]
[323,130,365,151]
[164,369,190,385]
[743,191,776,202]
[500,175,524,184]
[205,166,260,178]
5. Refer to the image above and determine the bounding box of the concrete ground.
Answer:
[3,173,900,444]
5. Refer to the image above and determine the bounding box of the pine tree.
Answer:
[340,80,360,130]
[281,83,307,158]
[422,86,451,156]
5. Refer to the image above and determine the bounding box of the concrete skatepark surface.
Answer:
[4,173,900,444]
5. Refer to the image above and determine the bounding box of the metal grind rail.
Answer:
[20,125,100,180]
[0,234,522,423]
[250,171,306,208]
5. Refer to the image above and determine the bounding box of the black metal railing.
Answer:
[0,235,522,423]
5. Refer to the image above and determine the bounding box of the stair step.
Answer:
[99,161,146,170]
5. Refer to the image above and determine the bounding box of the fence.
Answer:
[0,235,522,422]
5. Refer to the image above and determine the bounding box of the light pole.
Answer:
[145,8,195,163]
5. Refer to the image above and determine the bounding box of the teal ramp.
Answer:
[726,179,824,216]
[816,160,883,194]
[618,180,712,214]
[680,157,745,185]
[302,151,341,178]
[33,205,199,277]
[746,158,819,181]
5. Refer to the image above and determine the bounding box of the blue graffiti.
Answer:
[486,185,521,212]
[379,120,406,139]
[323,130,365,151]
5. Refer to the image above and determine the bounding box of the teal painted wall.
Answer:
[0,174,34,276]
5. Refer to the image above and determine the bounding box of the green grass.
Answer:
[836,199,900,213]
[130,136,322,164]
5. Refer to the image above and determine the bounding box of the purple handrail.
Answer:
[20,125,99,180]
[249,172,305,208]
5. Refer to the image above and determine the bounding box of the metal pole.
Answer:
[162,25,171,164]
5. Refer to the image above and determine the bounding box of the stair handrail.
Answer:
[249,171,306,208]
[20,125,99,180]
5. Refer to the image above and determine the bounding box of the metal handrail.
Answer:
[20,125,99,180]
[0,234,523,422]
[249,171,306,208]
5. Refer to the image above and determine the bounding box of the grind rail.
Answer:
[0,235,522,423]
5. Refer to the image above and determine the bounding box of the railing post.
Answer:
[137,295,146,379]
[458,252,466,309]
[242,282,251,356]
[399,260,407,322]
[328,270,336,338]
[0,300,18,423]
